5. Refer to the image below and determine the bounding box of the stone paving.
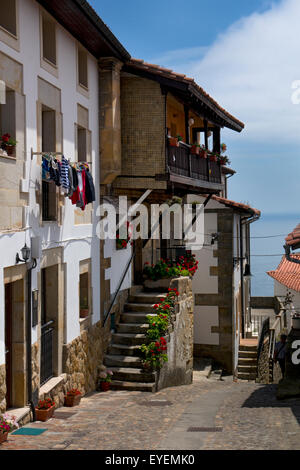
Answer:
[1,371,300,450]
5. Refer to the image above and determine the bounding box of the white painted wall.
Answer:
[0,0,102,350]
[274,280,300,311]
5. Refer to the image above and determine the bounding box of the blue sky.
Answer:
[90,0,300,217]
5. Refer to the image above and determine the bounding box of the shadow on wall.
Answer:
[242,384,300,426]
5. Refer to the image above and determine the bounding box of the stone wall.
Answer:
[194,210,235,373]
[32,342,39,397]
[156,277,194,390]
[0,364,6,413]
[257,335,282,384]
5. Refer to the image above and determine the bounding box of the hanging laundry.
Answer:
[61,155,70,193]
[85,168,95,204]
[71,169,86,211]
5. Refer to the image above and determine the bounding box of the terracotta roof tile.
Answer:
[267,254,300,292]
[127,59,244,131]
[212,195,261,216]
[285,224,300,248]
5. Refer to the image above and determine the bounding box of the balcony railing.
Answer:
[167,142,222,185]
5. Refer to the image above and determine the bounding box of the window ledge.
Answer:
[0,151,16,161]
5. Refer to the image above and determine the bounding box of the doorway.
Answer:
[5,283,12,408]
[4,278,26,408]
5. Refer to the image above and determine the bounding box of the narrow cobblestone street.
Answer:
[1,368,300,451]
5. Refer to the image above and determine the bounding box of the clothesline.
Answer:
[31,148,92,164]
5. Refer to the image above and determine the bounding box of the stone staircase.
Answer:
[104,287,168,392]
[237,343,258,381]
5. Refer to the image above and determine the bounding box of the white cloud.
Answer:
[149,0,300,149]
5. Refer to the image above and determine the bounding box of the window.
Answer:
[41,105,57,221]
[78,48,88,89]
[42,15,56,66]
[79,272,90,318]
[0,87,16,157]
[0,0,17,36]
[77,125,87,162]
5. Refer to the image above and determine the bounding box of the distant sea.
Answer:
[250,213,300,297]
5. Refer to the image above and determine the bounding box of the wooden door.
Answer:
[5,283,12,408]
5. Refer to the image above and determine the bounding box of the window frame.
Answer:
[40,9,58,78]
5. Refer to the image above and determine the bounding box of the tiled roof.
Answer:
[126,59,245,132]
[212,195,261,217]
[285,224,300,249]
[267,254,300,293]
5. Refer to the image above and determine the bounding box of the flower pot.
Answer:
[168,137,179,147]
[0,432,8,444]
[220,158,226,165]
[190,145,200,155]
[100,381,110,392]
[80,308,89,319]
[199,150,207,159]
[292,317,300,330]
[35,405,55,422]
[3,145,14,156]
[209,155,217,162]
[64,394,82,407]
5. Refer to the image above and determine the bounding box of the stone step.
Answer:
[238,358,257,366]
[238,365,257,374]
[105,355,143,368]
[121,313,156,324]
[112,333,147,346]
[110,380,156,392]
[108,343,142,356]
[109,367,155,383]
[237,372,257,380]
[239,345,257,352]
[239,350,257,359]
[117,323,149,334]
[124,303,156,313]
[129,292,167,304]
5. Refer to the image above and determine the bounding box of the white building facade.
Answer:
[0,0,130,414]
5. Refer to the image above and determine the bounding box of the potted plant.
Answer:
[199,146,207,159]
[64,388,82,407]
[209,152,218,162]
[176,134,184,144]
[98,367,113,392]
[220,143,227,153]
[35,398,56,422]
[190,143,200,155]
[1,133,17,156]
[219,155,231,166]
[80,297,89,318]
[168,136,179,147]
[0,414,19,444]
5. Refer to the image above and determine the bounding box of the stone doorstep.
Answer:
[6,406,31,425]
[39,374,67,400]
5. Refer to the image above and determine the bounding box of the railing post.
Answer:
[188,153,192,178]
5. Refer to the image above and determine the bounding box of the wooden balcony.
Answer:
[167,142,223,191]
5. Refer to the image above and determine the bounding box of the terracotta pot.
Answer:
[80,308,89,319]
[220,158,226,165]
[168,137,179,147]
[199,149,207,159]
[35,405,55,422]
[0,432,8,444]
[3,145,15,156]
[100,381,110,392]
[64,394,82,407]
[190,145,200,155]
[209,155,217,162]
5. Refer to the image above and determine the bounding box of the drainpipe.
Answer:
[27,260,37,421]
[239,216,245,339]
